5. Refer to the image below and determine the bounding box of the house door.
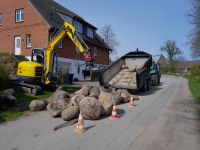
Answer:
[14,36,21,55]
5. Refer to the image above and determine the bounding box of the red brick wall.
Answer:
[0,0,110,65]
[0,0,49,56]
[56,36,109,65]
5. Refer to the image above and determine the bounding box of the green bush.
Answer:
[191,63,200,78]
[0,64,9,90]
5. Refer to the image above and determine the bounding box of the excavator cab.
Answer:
[31,49,45,64]
[17,48,44,84]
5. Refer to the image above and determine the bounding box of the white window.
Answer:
[74,21,82,33]
[16,9,24,22]
[93,47,97,56]
[87,27,94,38]
[26,34,31,48]
[58,40,62,48]
[0,14,2,25]
[58,12,73,24]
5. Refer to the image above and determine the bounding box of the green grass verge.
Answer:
[188,76,200,104]
[0,108,23,121]
[0,86,80,121]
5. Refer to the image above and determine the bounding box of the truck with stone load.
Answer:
[99,49,152,92]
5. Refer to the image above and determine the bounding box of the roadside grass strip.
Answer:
[188,76,200,104]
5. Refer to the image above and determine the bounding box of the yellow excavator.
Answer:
[16,22,93,94]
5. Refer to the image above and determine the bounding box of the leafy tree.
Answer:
[160,40,182,72]
[99,25,119,55]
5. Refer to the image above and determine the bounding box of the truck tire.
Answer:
[152,74,158,86]
[147,80,150,91]
[142,80,147,92]
[158,75,160,85]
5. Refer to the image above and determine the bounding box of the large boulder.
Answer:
[3,89,15,95]
[89,86,100,98]
[75,85,91,96]
[61,106,79,121]
[0,89,17,109]
[47,103,62,117]
[98,91,115,116]
[111,90,122,104]
[118,89,132,103]
[69,95,84,107]
[47,90,71,117]
[29,100,48,111]
[79,97,101,120]
[48,90,70,104]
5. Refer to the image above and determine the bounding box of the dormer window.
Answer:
[74,21,82,33]
[87,27,94,38]
[16,8,24,22]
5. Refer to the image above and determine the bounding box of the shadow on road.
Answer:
[85,125,96,130]
[128,82,164,96]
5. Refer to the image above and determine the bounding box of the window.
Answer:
[58,40,62,48]
[93,47,97,56]
[87,27,94,38]
[16,9,24,22]
[26,34,31,48]
[74,21,82,33]
[0,14,2,26]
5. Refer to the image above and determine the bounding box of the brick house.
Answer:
[0,0,111,80]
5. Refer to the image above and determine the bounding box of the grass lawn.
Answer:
[188,76,200,104]
[0,86,80,121]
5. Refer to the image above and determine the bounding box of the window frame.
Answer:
[15,8,24,23]
[87,27,94,38]
[26,34,31,48]
[0,13,2,26]
[74,21,83,33]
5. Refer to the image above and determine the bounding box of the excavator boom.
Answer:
[44,22,91,84]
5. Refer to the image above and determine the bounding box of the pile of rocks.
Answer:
[29,85,138,121]
[109,65,139,88]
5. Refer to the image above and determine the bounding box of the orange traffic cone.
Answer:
[110,103,119,120]
[129,95,134,109]
[75,112,86,134]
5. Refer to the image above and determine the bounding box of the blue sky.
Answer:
[55,0,192,60]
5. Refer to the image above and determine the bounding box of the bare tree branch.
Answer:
[99,25,119,55]
[189,0,200,57]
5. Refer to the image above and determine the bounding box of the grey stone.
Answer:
[98,91,115,116]
[118,89,132,103]
[69,95,84,107]
[29,100,47,111]
[79,96,101,120]
[47,103,62,117]
[89,86,100,98]
[61,106,79,121]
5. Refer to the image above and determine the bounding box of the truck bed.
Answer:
[99,50,152,91]
[108,58,148,89]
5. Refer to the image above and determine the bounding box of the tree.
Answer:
[99,25,119,55]
[160,40,182,72]
[189,0,200,57]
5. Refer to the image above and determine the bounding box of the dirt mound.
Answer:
[0,53,28,79]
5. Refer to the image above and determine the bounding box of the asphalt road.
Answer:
[0,75,199,150]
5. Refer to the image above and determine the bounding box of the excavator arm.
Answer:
[44,22,92,84]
